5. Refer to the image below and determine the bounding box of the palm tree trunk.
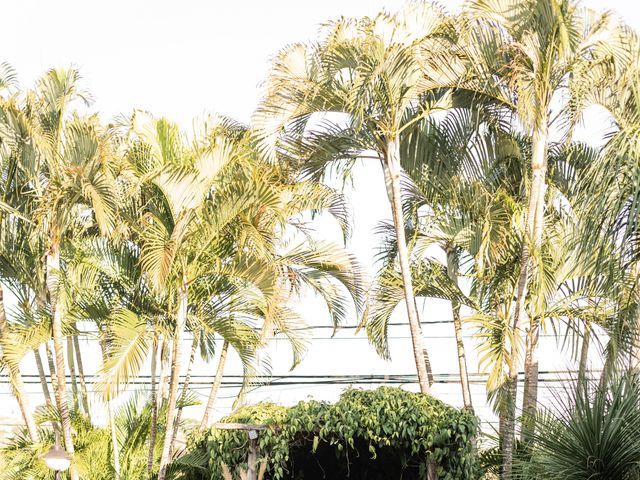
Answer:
[502,238,529,475]
[386,138,431,394]
[498,407,506,439]
[34,346,53,405]
[73,329,90,416]
[520,319,540,442]
[200,340,229,429]
[46,241,78,480]
[170,330,199,455]
[521,124,549,443]
[633,307,640,370]
[600,344,616,389]
[34,291,54,407]
[100,339,121,479]
[158,276,188,480]
[630,263,640,370]
[578,320,591,388]
[502,124,548,477]
[445,247,473,411]
[108,399,120,479]
[147,331,159,480]
[0,286,38,443]
[67,336,80,412]
[46,341,58,394]
[159,335,170,401]
[44,342,63,439]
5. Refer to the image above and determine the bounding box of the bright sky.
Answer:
[1,0,639,431]
[4,0,638,129]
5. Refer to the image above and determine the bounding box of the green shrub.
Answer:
[198,387,478,479]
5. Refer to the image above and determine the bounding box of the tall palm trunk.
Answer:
[46,241,78,480]
[600,344,616,389]
[34,292,54,406]
[147,331,159,480]
[170,330,199,455]
[108,399,120,479]
[630,263,640,370]
[577,320,592,388]
[73,328,90,416]
[159,336,170,401]
[634,309,640,370]
[521,315,541,444]
[100,338,120,479]
[0,286,38,442]
[445,247,473,411]
[502,124,548,477]
[386,137,431,394]
[521,124,549,441]
[158,276,188,480]
[67,337,80,411]
[200,340,229,429]
[34,346,53,405]
[45,342,63,437]
[46,341,58,395]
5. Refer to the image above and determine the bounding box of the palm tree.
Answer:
[121,111,285,480]
[196,159,367,429]
[0,286,38,442]
[0,193,57,412]
[68,229,171,479]
[1,66,119,453]
[462,1,630,471]
[397,107,510,411]
[366,109,524,416]
[5,67,120,480]
[70,209,262,479]
[372,103,618,436]
[577,64,640,377]
[0,67,39,443]
[0,229,54,438]
[71,110,364,479]
[0,208,55,441]
[254,3,466,394]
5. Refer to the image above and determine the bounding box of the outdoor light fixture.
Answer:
[43,444,71,471]
[43,430,71,472]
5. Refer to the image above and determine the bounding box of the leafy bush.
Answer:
[196,387,478,479]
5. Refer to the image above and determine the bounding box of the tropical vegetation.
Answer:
[0,0,639,478]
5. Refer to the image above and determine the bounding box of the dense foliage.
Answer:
[0,394,171,480]
[197,387,478,480]
[0,0,639,478]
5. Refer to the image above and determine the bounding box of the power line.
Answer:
[71,331,570,341]
[71,319,462,339]
[0,370,599,387]
[0,377,590,396]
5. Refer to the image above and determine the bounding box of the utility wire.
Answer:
[0,370,598,387]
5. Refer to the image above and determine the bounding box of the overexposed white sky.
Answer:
[4,0,637,127]
[3,0,411,126]
[0,0,639,430]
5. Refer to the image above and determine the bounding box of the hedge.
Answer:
[194,387,478,479]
